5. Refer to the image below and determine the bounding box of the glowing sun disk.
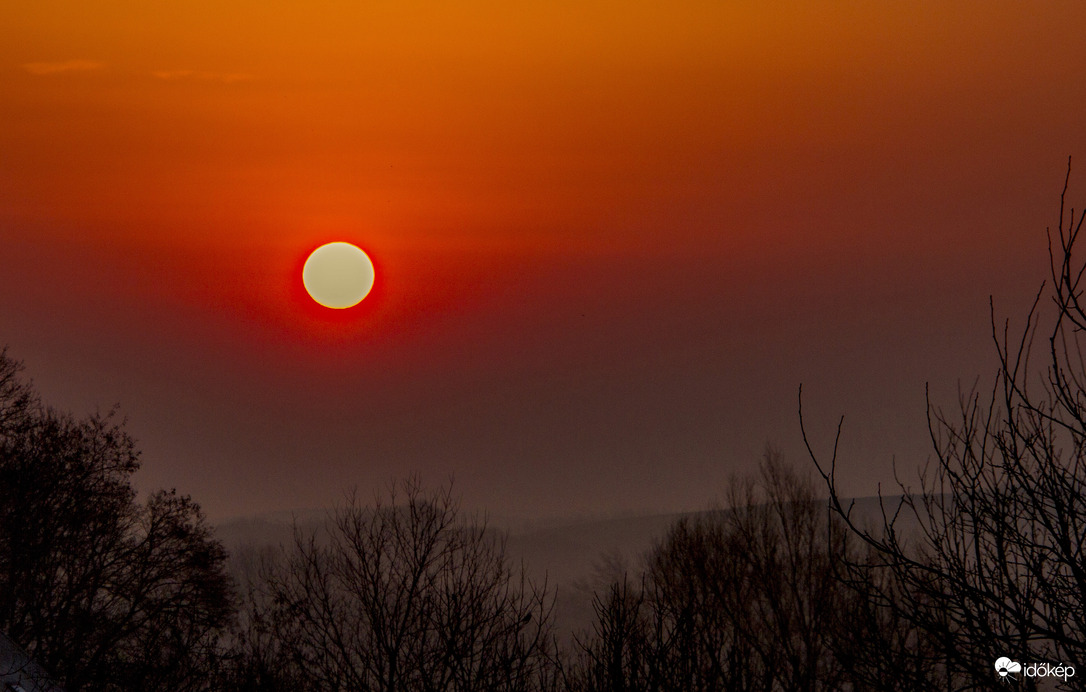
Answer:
[302,242,375,309]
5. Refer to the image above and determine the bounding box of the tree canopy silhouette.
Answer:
[0,349,234,691]
[226,477,557,691]
[563,451,888,691]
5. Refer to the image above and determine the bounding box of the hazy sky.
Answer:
[3,1,1086,520]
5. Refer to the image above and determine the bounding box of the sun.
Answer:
[302,242,375,309]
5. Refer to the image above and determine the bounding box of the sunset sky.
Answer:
[3,1,1086,521]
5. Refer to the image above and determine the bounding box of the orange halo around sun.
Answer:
[302,242,375,309]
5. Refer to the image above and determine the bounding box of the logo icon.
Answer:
[995,657,1022,678]
[994,657,1075,681]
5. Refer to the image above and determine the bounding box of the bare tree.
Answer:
[828,542,953,690]
[0,349,234,691]
[218,541,303,691]
[561,575,652,692]
[236,477,557,691]
[568,451,866,692]
[802,161,1086,690]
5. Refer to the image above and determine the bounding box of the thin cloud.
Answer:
[151,69,254,84]
[151,69,196,80]
[22,60,105,75]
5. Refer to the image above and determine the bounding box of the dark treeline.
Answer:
[3,177,1086,690]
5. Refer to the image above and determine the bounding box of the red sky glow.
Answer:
[3,1,1086,520]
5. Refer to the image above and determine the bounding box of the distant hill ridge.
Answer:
[215,494,916,636]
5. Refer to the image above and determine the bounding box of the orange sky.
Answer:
[3,2,1086,519]
[7,2,1080,245]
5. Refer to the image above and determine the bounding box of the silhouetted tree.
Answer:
[567,451,873,692]
[216,541,304,691]
[803,161,1086,690]
[561,575,651,692]
[0,349,234,691]
[231,477,557,691]
[828,542,953,690]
